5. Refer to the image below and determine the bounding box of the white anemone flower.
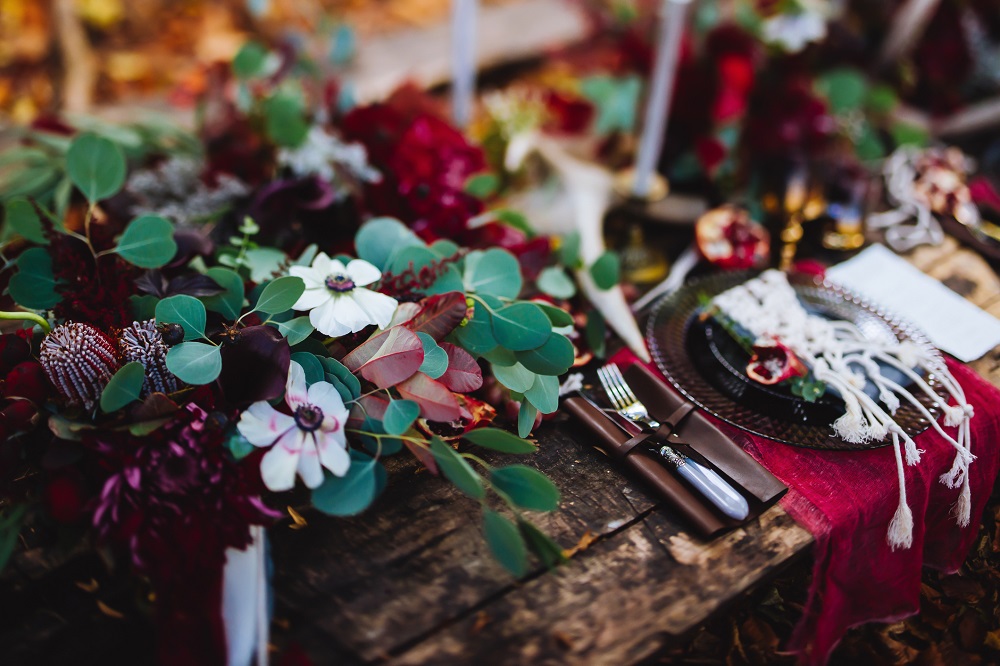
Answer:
[237,361,351,491]
[290,253,398,338]
[762,10,827,53]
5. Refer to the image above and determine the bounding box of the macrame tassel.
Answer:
[954,475,972,528]
[888,433,914,550]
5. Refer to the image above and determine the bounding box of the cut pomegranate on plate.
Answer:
[745,339,807,385]
[695,204,770,270]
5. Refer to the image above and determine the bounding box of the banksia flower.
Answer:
[118,320,180,396]
[40,323,120,411]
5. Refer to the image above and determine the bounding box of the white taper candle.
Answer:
[632,0,692,199]
[451,0,478,128]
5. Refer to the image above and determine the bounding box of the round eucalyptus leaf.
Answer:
[491,303,551,352]
[165,342,222,385]
[253,276,305,315]
[465,248,522,299]
[155,295,206,341]
[115,215,178,268]
[100,362,146,413]
[201,267,245,320]
[516,333,575,376]
[66,133,126,203]
[311,454,384,517]
[383,399,420,436]
[536,266,576,300]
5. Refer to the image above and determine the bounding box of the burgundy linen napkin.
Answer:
[611,348,1000,665]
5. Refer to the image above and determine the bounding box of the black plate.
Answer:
[646,271,946,449]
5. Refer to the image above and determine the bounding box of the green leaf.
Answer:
[290,352,325,385]
[383,399,420,436]
[855,121,886,161]
[463,427,536,454]
[491,465,560,511]
[463,172,500,199]
[100,362,146,413]
[0,505,27,573]
[165,342,222,384]
[66,132,126,203]
[8,247,60,310]
[130,294,159,321]
[491,303,551,352]
[493,362,536,393]
[155,295,206,341]
[517,401,538,438]
[518,519,566,569]
[4,198,47,244]
[311,452,384,517]
[558,231,581,268]
[355,217,423,271]
[114,215,178,268]
[417,332,449,379]
[244,247,288,282]
[465,248,523,299]
[233,41,268,78]
[891,122,929,148]
[482,508,528,576]
[225,431,255,461]
[537,302,573,328]
[536,266,576,299]
[493,209,533,236]
[449,300,497,356]
[320,357,361,400]
[430,436,484,499]
[264,91,309,147]
[253,276,305,315]
[201,267,245,320]
[790,375,827,403]
[866,84,898,114]
[585,309,606,357]
[273,316,315,346]
[579,75,642,134]
[589,251,620,290]
[325,373,354,404]
[517,333,574,376]
[815,68,868,115]
[525,373,559,414]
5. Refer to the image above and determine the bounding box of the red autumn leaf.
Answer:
[438,342,483,392]
[405,440,439,475]
[342,326,424,389]
[403,291,468,341]
[396,372,462,422]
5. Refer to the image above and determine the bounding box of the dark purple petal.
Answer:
[219,325,291,405]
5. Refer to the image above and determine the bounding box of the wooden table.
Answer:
[5,238,1000,666]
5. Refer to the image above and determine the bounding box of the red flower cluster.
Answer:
[342,95,487,241]
[48,234,140,330]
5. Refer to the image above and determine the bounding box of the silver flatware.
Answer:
[596,363,750,521]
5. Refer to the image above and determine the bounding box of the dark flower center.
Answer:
[325,273,356,293]
[294,404,325,432]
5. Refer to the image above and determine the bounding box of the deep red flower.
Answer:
[543,91,595,134]
[48,235,141,330]
[3,361,49,405]
[744,74,833,158]
[0,335,31,376]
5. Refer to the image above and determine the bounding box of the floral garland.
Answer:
[0,41,611,665]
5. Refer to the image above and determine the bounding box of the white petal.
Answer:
[333,293,374,334]
[316,434,351,477]
[352,289,399,329]
[297,438,325,489]
[238,402,295,446]
[309,298,351,337]
[259,429,303,492]
[327,258,348,275]
[345,259,382,287]
[294,287,331,311]
[308,381,348,418]
[289,265,323,289]
[285,361,309,408]
[311,252,333,275]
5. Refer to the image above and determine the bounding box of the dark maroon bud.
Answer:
[159,323,185,346]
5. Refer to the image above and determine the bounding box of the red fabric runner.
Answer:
[610,349,1000,664]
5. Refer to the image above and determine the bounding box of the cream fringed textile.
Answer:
[711,270,975,549]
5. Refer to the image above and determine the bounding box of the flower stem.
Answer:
[0,311,50,334]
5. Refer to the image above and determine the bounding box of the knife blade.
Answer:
[578,393,750,521]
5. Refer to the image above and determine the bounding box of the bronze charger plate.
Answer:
[646,271,946,450]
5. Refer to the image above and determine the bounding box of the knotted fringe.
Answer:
[713,270,976,549]
[888,432,914,550]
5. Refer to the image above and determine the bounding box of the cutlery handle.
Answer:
[660,447,750,520]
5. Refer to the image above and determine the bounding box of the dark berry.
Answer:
[159,323,184,346]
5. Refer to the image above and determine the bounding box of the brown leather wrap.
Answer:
[564,396,728,537]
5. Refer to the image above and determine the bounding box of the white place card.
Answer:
[826,244,1000,362]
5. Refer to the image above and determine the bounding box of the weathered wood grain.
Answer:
[923,248,1000,307]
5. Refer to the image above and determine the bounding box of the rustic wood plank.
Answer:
[923,248,1000,307]
[901,236,960,272]
[388,507,810,665]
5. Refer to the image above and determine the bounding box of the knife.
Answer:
[583,394,750,521]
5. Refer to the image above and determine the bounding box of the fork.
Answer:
[596,363,661,430]
[596,363,750,521]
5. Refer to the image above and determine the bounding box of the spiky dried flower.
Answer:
[118,320,180,397]
[40,323,120,411]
